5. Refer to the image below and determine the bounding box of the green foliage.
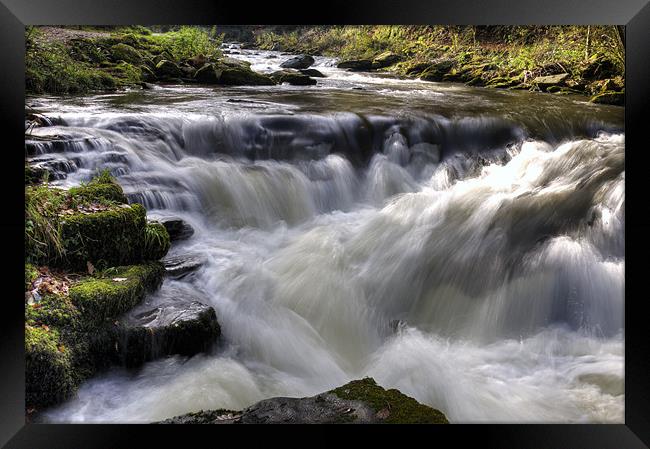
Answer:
[143,222,171,261]
[26,28,118,95]
[149,26,222,61]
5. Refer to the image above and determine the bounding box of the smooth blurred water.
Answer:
[28,44,624,423]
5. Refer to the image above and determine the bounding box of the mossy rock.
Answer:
[26,293,81,330]
[25,325,77,409]
[157,377,448,424]
[419,60,454,82]
[110,43,143,64]
[68,263,165,326]
[330,378,448,424]
[590,91,624,106]
[194,63,223,84]
[373,51,403,68]
[155,60,183,79]
[68,181,128,205]
[59,204,147,270]
[216,65,275,86]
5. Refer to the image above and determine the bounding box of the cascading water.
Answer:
[28,44,624,423]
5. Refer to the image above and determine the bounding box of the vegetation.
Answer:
[26,26,224,95]
[253,25,625,102]
[25,171,169,269]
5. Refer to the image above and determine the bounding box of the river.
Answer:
[26,43,625,423]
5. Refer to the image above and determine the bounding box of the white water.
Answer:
[30,45,624,424]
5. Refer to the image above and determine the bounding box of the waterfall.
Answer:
[30,49,624,424]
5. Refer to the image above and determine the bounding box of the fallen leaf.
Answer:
[112,277,127,282]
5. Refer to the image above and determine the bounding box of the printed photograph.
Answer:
[24,25,625,424]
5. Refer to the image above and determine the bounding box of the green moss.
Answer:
[25,325,77,408]
[68,182,127,205]
[25,263,39,291]
[68,263,164,325]
[26,293,81,330]
[110,43,142,64]
[60,204,147,270]
[330,378,449,424]
[143,222,171,261]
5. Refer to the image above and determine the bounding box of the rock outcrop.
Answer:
[156,378,449,424]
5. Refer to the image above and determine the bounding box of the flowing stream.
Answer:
[28,43,624,423]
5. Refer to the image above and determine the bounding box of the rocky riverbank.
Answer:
[24,171,220,417]
[253,25,625,105]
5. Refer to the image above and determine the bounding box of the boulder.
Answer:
[110,43,142,64]
[270,70,317,86]
[337,59,374,71]
[156,378,448,424]
[221,57,252,69]
[372,51,403,68]
[419,60,454,82]
[590,91,624,106]
[112,285,221,367]
[155,60,183,79]
[279,55,315,70]
[218,66,275,86]
[299,68,326,78]
[163,253,207,279]
[194,63,223,84]
[532,73,569,90]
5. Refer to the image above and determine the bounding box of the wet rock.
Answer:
[113,285,221,367]
[194,63,222,84]
[157,217,195,241]
[162,253,206,279]
[156,378,448,424]
[279,55,315,70]
[270,70,317,86]
[218,66,275,86]
[590,91,624,106]
[155,60,183,79]
[299,68,325,78]
[337,59,374,71]
[187,54,207,69]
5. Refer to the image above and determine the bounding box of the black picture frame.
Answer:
[2,1,648,447]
